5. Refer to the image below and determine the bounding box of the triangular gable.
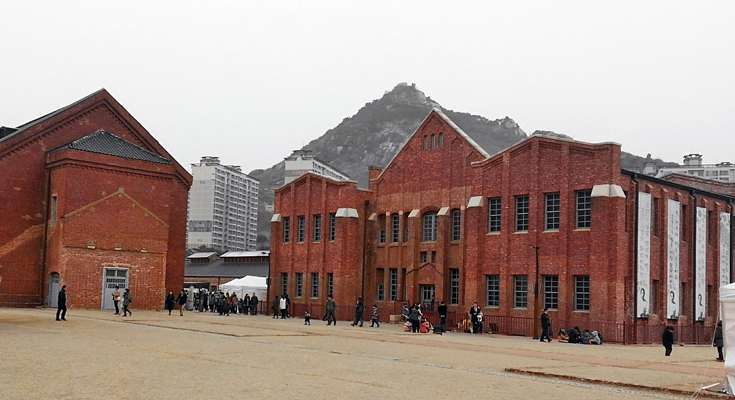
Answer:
[0,89,191,187]
[49,130,171,165]
[375,108,490,181]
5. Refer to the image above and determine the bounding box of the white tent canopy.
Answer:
[219,275,267,300]
[716,282,735,393]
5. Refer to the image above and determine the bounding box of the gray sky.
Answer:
[3,1,734,174]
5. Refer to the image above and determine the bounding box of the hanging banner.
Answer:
[721,211,731,289]
[667,199,680,319]
[695,207,707,321]
[637,192,652,318]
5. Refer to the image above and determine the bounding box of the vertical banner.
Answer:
[695,206,707,321]
[637,192,652,318]
[721,211,731,289]
[667,199,680,319]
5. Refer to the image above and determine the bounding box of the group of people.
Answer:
[165,289,260,317]
[402,302,433,333]
[556,327,603,345]
[271,293,292,319]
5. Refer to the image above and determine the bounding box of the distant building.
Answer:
[654,154,735,182]
[184,251,269,287]
[187,156,259,252]
[284,149,350,184]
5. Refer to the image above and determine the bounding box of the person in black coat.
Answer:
[165,292,176,315]
[437,301,448,332]
[250,294,258,315]
[714,321,724,361]
[469,302,481,334]
[56,285,67,321]
[176,290,187,316]
[540,308,551,342]
[351,298,365,327]
[662,326,675,356]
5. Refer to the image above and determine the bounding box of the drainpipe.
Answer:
[361,200,370,301]
[690,189,698,322]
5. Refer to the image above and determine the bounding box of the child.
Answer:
[370,305,380,327]
[304,310,311,325]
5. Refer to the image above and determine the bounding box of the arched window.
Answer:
[431,134,436,149]
[422,211,437,242]
[423,135,428,150]
[438,133,444,148]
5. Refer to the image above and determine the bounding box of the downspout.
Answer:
[361,200,369,301]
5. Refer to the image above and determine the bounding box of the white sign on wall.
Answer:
[667,199,680,319]
[695,207,707,321]
[637,192,652,318]
[720,211,731,289]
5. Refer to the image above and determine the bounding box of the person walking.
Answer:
[437,301,448,332]
[325,296,337,325]
[370,304,380,327]
[56,285,67,321]
[272,296,280,319]
[351,298,364,327]
[540,308,551,342]
[243,294,250,316]
[279,295,287,319]
[250,293,259,315]
[469,302,481,334]
[714,321,725,361]
[662,326,675,356]
[165,291,175,315]
[408,304,422,333]
[176,290,187,316]
[112,286,121,315]
[122,288,133,317]
[285,294,291,318]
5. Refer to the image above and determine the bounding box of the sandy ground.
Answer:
[0,307,729,400]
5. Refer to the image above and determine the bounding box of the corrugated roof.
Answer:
[184,260,269,278]
[187,252,218,259]
[49,130,171,164]
[221,251,270,258]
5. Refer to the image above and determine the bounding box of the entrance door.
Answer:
[420,285,435,309]
[102,268,128,310]
[48,273,60,308]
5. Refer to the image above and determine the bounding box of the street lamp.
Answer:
[528,245,541,340]
[262,251,270,316]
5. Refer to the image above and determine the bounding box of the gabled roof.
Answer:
[376,108,491,181]
[187,252,218,259]
[184,260,269,278]
[49,130,172,164]
[221,251,269,258]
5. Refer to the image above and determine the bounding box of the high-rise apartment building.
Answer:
[653,154,735,182]
[284,149,350,184]
[187,156,259,252]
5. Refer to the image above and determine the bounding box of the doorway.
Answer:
[102,268,128,310]
[420,284,435,310]
[48,273,60,308]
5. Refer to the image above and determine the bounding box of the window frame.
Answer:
[313,214,321,242]
[283,217,291,243]
[576,190,592,229]
[514,275,529,309]
[544,193,560,231]
[574,275,590,311]
[297,215,305,243]
[311,273,320,299]
[515,195,530,232]
[486,274,500,307]
[391,214,400,243]
[450,269,460,305]
[488,197,501,233]
[543,275,559,310]
[295,273,303,298]
[329,213,336,241]
[422,211,438,242]
[451,209,462,241]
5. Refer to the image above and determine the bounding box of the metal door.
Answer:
[420,285,435,308]
[102,268,128,310]
[48,273,60,308]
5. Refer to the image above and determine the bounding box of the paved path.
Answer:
[0,308,729,399]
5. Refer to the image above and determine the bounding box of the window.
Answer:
[450,269,460,304]
[377,284,384,301]
[283,217,291,243]
[514,275,528,308]
[423,135,428,150]
[486,275,500,307]
[391,214,400,242]
[422,211,437,242]
[379,229,386,243]
[452,209,462,241]
[281,273,288,296]
[313,214,321,242]
[311,273,320,298]
[574,276,590,311]
[543,275,559,310]
[438,133,443,148]
[327,273,333,298]
[295,273,303,298]
[544,193,560,231]
[389,268,398,301]
[420,251,428,263]
[329,213,336,241]
[488,197,501,233]
[50,195,57,226]
[431,134,436,148]
[515,195,529,232]
[576,190,592,229]
[297,216,305,242]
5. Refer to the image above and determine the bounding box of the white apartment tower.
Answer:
[654,154,735,182]
[284,149,350,184]
[187,156,259,252]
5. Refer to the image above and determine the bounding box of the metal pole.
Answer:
[529,245,541,340]
[263,251,270,316]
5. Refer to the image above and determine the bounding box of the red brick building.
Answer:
[270,109,733,343]
[0,90,192,309]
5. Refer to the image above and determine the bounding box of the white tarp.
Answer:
[718,282,735,393]
[219,276,267,300]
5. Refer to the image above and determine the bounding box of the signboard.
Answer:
[695,207,707,321]
[637,192,652,318]
[667,199,680,319]
[721,211,732,289]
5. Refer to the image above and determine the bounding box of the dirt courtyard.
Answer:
[0,308,729,399]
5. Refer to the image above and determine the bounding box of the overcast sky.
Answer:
[3,1,734,174]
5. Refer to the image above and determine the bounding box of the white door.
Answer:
[48,273,60,308]
[102,268,128,310]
